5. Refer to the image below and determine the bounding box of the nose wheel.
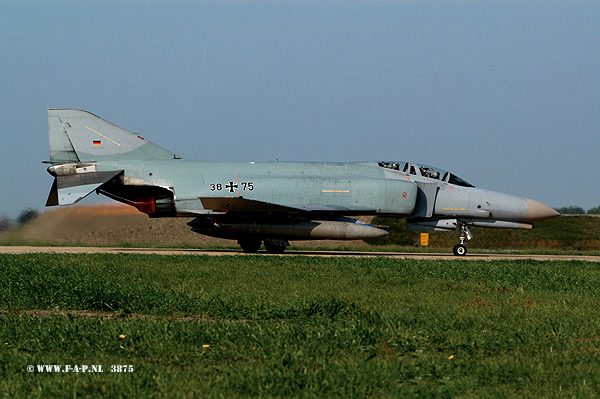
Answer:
[453,244,467,256]
[453,222,472,256]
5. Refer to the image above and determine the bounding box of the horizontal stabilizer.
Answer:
[46,170,123,206]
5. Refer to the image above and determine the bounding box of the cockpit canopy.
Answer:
[378,161,475,188]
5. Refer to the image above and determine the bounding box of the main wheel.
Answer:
[453,244,467,256]
[238,238,262,253]
[264,243,286,254]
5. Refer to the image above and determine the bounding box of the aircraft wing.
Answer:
[199,197,376,215]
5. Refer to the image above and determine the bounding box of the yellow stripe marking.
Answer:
[322,190,350,193]
[443,208,467,211]
[85,126,121,147]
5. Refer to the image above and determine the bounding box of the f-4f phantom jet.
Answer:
[45,109,559,255]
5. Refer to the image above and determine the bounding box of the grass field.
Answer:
[2,254,600,398]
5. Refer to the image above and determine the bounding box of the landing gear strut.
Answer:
[453,222,472,256]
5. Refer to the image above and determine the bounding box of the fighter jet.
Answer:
[45,109,559,255]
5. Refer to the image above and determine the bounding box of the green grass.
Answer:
[2,254,600,398]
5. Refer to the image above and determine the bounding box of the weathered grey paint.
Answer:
[45,109,560,252]
[93,159,418,217]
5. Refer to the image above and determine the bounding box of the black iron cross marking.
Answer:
[225,181,238,193]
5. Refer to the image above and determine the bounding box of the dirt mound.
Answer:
[1,204,364,248]
[0,204,219,246]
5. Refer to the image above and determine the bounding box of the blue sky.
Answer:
[1,1,599,217]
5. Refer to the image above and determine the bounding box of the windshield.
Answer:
[446,173,474,188]
[378,161,475,188]
[377,161,405,171]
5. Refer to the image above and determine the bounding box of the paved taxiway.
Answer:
[1,246,598,262]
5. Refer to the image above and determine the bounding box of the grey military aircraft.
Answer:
[45,109,559,255]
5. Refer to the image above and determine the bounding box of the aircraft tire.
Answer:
[453,244,467,256]
[264,243,286,254]
[239,238,262,253]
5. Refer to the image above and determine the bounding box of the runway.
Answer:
[1,246,599,262]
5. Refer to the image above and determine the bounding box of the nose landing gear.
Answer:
[453,222,472,256]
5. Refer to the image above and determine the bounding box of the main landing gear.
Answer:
[264,239,288,254]
[238,238,262,253]
[453,222,473,256]
[238,238,290,254]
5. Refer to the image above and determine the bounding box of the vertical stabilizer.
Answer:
[48,109,181,162]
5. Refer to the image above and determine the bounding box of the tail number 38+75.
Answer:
[210,182,254,192]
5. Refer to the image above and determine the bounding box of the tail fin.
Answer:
[48,109,181,163]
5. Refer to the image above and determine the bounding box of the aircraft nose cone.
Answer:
[525,199,560,221]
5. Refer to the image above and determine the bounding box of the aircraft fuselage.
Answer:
[45,109,560,255]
